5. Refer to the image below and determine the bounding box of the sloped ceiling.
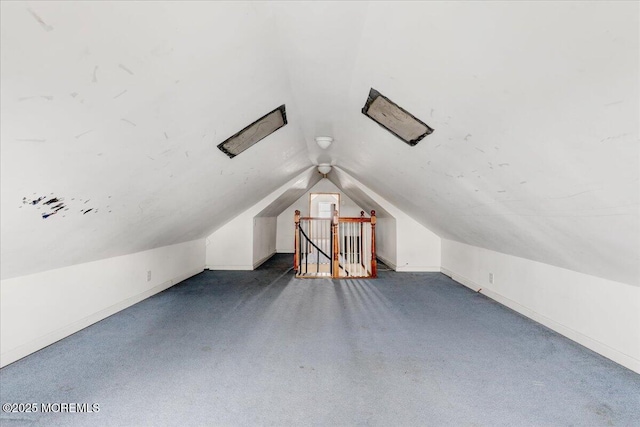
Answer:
[0,2,310,279]
[1,2,638,285]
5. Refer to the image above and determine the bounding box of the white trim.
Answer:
[440,267,640,374]
[0,267,203,368]
[253,252,276,269]
[206,265,254,271]
[376,254,397,271]
[396,265,440,272]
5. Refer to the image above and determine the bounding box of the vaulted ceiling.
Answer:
[1,1,638,285]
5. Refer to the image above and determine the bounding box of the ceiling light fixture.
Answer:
[315,136,333,150]
[317,164,332,175]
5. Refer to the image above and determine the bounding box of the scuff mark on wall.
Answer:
[75,130,94,139]
[113,90,128,99]
[70,92,78,98]
[118,64,134,75]
[19,95,53,102]
[475,147,485,153]
[21,195,113,219]
[164,132,169,139]
[24,196,67,219]
[16,138,46,142]
[600,134,629,143]
[121,118,137,127]
[92,66,99,83]
[24,196,45,205]
[551,189,600,200]
[27,8,53,32]
[464,134,472,141]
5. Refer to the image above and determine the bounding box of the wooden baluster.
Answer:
[370,210,377,278]
[360,211,365,269]
[294,210,300,272]
[332,209,340,278]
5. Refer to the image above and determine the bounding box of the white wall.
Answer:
[253,217,277,268]
[441,239,640,374]
[276,179,365,253]
[331,167,441,271]
[375,217,397,268]
[206,215,254,269]
[206,167,318,270]
[0,239,205,367]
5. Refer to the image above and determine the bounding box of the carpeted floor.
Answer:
[1,254,639,426]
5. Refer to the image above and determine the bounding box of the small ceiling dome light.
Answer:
[315,136,333,150]
[317,164,332,175]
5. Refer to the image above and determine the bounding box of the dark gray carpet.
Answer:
[1,254,639,426]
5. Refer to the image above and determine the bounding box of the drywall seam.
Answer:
[441,267,640,374]
[0,266,203,368]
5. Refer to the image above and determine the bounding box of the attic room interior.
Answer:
[1,1,638,425]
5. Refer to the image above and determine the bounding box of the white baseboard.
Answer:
[206,265,253,271]
[440,267,640,374]
[396,265,440,272]
[253,252,276,269]
[0,267,204,368]
[376,255,397,271]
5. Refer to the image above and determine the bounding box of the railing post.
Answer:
[370,210,377,278]
[332,209,340,278]
[360,211,365,265]
[294,210,300,272]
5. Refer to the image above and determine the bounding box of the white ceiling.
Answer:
[1,1,638,285]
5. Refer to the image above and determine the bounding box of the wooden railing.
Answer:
[295,210,377,279]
